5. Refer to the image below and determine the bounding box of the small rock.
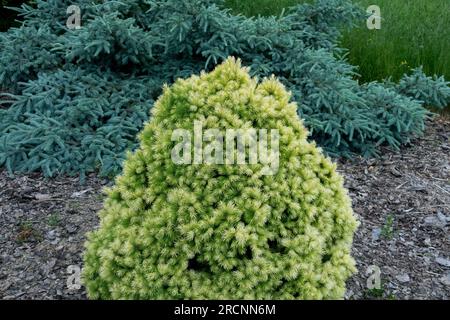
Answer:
[345,289,354,300]
[437,212,449,224]
[34,193,51,201]
[424,215,446,229]
[436,257,450,268]
[71,188,93,198]
[439,273,450,286]
[389,243,397,251]
[21,186,33,194]
[65,225,77,234]
[396,274,410,283]
[389,167,402,177]
[0,280,12,291]
[387,281,396,289]
[424,238,431,246]
[46,230,57,240]
[43,258,57,275]
[371,228,381,241]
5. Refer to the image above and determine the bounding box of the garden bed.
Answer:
[0,117,448,300]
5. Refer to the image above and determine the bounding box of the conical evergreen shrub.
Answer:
[83,58,359,300]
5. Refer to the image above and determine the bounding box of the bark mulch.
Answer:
[0,117,448,300]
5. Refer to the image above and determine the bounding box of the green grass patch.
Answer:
[47,213,61,227]
[225,0,308,17]
[225,0,450,82]
[341,0,450,82]
[380,214,395,240]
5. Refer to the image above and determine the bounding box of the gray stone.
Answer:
[424,215,446,229]
[437,212,449,224]
[436,257,450,268]
[372,228,381,241]
[65,225,77,234]
[439,273,450,286]
[46,230,57,240]
[396,274,410,283]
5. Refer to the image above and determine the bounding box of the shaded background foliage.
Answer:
[0,0,30,31]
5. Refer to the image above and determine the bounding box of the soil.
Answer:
[0,117,448,300]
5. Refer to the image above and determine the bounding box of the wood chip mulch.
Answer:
[0,117,448,300]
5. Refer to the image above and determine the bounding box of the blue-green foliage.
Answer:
[0,67,157,179]
[0,24,61,90]
[0,0,444,178]
[395,67,450,110]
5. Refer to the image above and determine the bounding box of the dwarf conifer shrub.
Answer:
[0,68,158,179]
[83,58,359,300]
[395,67,450,110]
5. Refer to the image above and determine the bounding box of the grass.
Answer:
[364,285,396,300]
[225,0,311,17]
[47,213,61,227]
[225,0,450,83]
[341,0,450,82]
[380,214,395,240]
[364,286,384,299]
[16,221,42,243]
